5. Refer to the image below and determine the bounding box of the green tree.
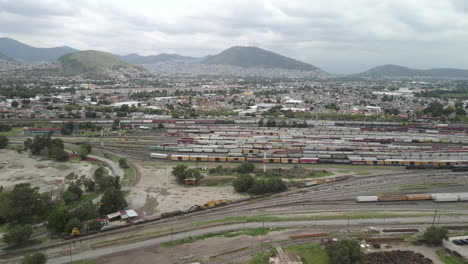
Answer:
[233,174,254,193]
[47,208,71,233]
[172,164,189,184]
[99,188,128,215]
[118,158,129,168]
[62,183,83,204]
[22,252,47,264]
[11,101,19,108]
[78,144,92,160]
[326,239,364,264]
[0,183,51,224]
[157,123,165,129]
[83,179,95,192]
[87,219,102,231]
[236,162,255,174]
[64,217,83,235]
[423,226,448,246]
[0,135,8,149]
[72,202,99,221]
[3,224,33,246]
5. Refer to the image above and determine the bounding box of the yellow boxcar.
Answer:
[171,155,190,161]
[281,158,299,164]
[208,156,227,162]
[190,155,208,162]
[263,158,281,163]
[227,157,246,162]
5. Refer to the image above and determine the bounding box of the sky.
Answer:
[1,0,468,74]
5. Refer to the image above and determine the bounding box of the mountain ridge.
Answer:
[201,46,319,71]
[119,53,196,64]
[0,37,78,63]
[354,64,468,79]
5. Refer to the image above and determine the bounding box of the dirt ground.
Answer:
[126,162,245,217]
[367,244,443,264]
[0,149,98,192]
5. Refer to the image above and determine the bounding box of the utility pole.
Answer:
[260,221,265,249]
[432,210,438,226]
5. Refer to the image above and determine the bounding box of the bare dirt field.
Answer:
[126,162,246,217]
[0,149,98,192]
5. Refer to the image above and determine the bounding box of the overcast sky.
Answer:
[1,0,468,74]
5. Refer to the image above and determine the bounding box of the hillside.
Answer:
[58,50,145,76]
[355,64,468,79]
[119,53,196,64]
[0,37,77,63]
[201,46,319,71]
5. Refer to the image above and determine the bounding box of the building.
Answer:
[269,247,303,264]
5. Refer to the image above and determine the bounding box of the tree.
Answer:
[1,183,51,224]
[157,123,165,129]
[79,144,93,160]
[233,174,254,192]
[99,188,128,215]
[326,239,364,264]
[83,179,95,192]
[118,158,129,168]
[72,202,99,221]
[0,135,8,149]
[423,226,448,246]
[171,165,202,184]
[22,253,47,264]
[47,208,71,233]
[236,162,255,174]
[87,219,102,231]
[11,101,19,108]
[3,224,33,246]
[64,217,83,235]
[62,183,83,204]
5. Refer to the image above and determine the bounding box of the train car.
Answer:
[280,158,299,164]
[356,196,379,202]
[148,146,165,151]
[161,210,183,218]
[189,155,209,162]
[150,153,168,159]
[378,194,407,202]
[208,156,227,162]
[263,158,281,163]
[300,157,319,164]
[227,157,246,162]
[171,155,190,161]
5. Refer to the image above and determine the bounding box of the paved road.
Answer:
[46,215,468,264]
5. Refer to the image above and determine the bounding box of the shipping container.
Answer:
[356,196,379,202]
[378,194,407,202]
[150,153,168,159]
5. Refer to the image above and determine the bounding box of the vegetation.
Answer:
[22,253,47,264]
[23,135,69,161]
[171,164,203,184]
[436,249,468,264]
[0,183,52,224]
[64,217,83,235]
[78,144,92,160]
[423,226,449,246]
[99,187,128,215]
[236,162,255,174]
[0,135,8,149]
[3,224,33,246]
[325,239,364,264]
[118,158,129,168]
[47,208,71,233]
[233,175,287,195]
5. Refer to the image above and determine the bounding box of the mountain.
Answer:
[58,50,146,76]
[119,53,196,64]
[355,64,468,79]
[201,46,318,71]
[0,37,78,63]
[0,52,13,61]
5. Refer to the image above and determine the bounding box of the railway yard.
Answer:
[2,119,468,264]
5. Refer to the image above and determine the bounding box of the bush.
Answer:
[0,135,8,149]
[118,158,129,168]
[3,224,33,246]
[423,226,448,246]
[99,187,128,215]
[47,208,71,233]
[87,220,102,231]
[22,253,47,264]
[171,165,203,184]
[233,174,254,192]
[236,162,255,174]
[326,239,364,264]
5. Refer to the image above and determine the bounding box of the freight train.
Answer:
[356,193,468,203]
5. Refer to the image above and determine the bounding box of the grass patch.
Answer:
[436,249,468,264]
[201,178,234,187]
[0,127,22,136]
[284,242,330,264]
[401,182,451,190]
[244,250,276,264]
[308,171,334,178]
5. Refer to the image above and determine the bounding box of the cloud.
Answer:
[0,0,468,73]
